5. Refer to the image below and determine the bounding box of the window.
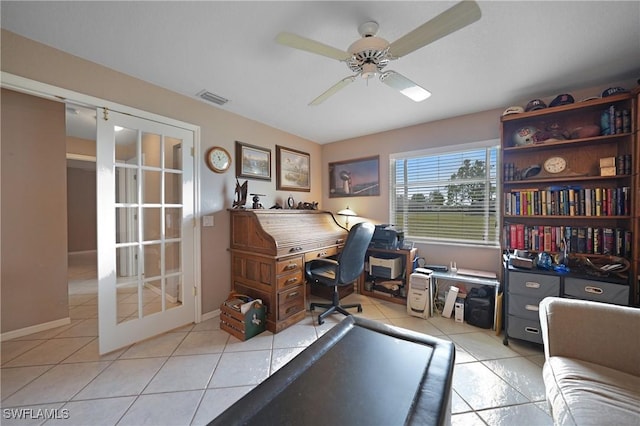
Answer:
[390,140,499,246]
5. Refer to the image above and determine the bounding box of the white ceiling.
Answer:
[3,1,639,144]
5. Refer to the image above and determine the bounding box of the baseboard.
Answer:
[1,317,71,342]
[68,250,97,255]
[201,308,220,322]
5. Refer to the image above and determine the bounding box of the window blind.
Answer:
[390,142,499,246]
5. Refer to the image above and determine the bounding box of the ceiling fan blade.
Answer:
[380,71,431,102]
[309,76,357,106]
[388,0,481,58]
[276,32,351,61]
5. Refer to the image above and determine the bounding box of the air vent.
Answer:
[197,90,229,106]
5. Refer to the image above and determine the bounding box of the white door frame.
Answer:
[1,71,203,326]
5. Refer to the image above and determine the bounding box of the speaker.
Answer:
[465,297,493,329]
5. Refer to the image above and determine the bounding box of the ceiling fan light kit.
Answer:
[275,0,481,105]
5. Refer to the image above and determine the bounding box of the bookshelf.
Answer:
[500,90,638,307]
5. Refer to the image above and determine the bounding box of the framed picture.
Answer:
[329,155,380,198]
[235,141,271,181]
[276,145,310,192]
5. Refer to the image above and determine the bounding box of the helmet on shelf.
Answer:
[512,126,539,146]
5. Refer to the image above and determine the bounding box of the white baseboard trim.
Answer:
[1,317,71,342]
[68,250,97,255]
[201,309,220,322]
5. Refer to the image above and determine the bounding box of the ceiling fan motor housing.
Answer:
[347,35,390,76]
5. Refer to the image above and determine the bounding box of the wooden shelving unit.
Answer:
[500,91,638,306]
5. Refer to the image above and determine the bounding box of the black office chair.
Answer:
[305,221,375,325]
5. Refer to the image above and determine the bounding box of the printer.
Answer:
[369,224,404,250]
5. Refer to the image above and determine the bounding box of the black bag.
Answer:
[465,287,494,329]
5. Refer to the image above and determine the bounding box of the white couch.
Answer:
[539,297,640,425]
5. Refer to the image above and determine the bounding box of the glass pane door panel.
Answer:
[115,167,138,204]
[165,139,182,171]
[142,133,162,167]
[165,208,182,239]
[143,243,162,278]
[116,246,138,278]
[142,280,162,317]
[143,170,162,204]
[166,275,182,303]
[115,127,138,163]
[143,208,161,241]
[116,208,138,244]
[165,241,181,274]
[165,172,181,204]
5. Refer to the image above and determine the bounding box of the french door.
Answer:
[97,108,195,354]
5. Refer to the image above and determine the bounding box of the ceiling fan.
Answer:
[275,0,481,106]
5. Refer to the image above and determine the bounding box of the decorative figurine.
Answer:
[233,178,248,209]
[250,193,265,209]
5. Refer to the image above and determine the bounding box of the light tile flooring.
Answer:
[1,253,552,425]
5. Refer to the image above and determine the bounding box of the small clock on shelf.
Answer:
[543,156,567,174]
[206,146,231,173]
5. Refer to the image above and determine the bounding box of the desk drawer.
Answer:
[276,257,303,275]
[278,286,305,320]
[304,246,339,262]
[564,278,629,305]
[507,315,543,345]
[508,294,543,321]
[277,270,303,290]
[509,272,559,297]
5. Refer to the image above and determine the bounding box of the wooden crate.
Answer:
[220,300,266,341]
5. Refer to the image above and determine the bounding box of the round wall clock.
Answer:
[543,156,567,174]
[206,146,231,173]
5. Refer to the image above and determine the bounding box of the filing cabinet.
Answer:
[503,260,631,345]
[505,270,560,345]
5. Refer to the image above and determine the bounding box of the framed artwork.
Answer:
[276,145,310,192]
[235,141,271,181]
[329,155,380,198]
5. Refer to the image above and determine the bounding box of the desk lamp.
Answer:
[337,206,357,230]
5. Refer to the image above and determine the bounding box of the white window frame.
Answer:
[389,139,500,247]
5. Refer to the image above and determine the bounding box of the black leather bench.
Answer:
[208,316,455,426]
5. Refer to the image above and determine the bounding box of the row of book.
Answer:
[504,186,631,217]
[602,104,631,135]
[503,224,632,257]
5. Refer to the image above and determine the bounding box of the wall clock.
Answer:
[206,146,231,173]
[543,156,567,174]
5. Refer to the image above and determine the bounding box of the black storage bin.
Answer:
[465,288,494,329]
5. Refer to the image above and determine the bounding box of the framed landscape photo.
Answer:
[329,155,380,198]
[236,141,271,181]
[276,145,310,192]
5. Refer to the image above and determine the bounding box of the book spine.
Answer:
[543,226,552,252]
[603,228,614,254]
[568,189,576,216]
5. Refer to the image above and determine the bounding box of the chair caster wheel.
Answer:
[357,306,363,313]
[317,319,324,325]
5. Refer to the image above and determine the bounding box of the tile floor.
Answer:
[1,254,552,426]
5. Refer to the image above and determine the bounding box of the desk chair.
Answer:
[305,221,374,325]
